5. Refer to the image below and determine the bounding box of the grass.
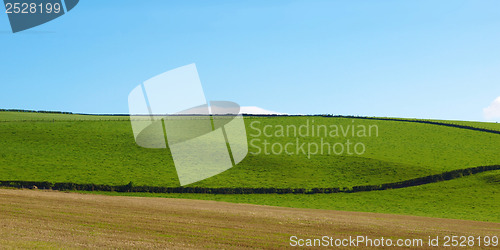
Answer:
[0,111,128,121]
[370,116,500,132]
[0,112,498,188]
[0,120,177,186]
[78,170,500,223]
[428,119,500,132]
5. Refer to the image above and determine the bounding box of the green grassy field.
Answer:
[0,111,499,221]
[372,116,500,132]
[0,112,498,188]
[430,120,500,132]
[0,111,129,121]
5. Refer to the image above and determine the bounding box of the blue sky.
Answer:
[1,0,500,121]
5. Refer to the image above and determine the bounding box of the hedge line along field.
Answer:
[2,110,498,132]
[358,116,500,132]
[0,111,129,121]
[410,118,500,132]
[81,170,500,223]
[428,120,500,132]
[0,112,499,189]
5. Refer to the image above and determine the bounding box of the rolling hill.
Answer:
[0,110,498,222]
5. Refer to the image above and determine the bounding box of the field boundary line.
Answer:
[333,116,500,135]
[1,111,499,134]
[1,165,498,195]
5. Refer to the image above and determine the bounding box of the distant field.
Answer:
[1,189,498,248]
[369,116,500,132]
[0,111,129,121]
[431,120,500,132]
[2,111,498,130]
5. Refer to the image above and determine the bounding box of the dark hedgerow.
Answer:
[0,165,498,195]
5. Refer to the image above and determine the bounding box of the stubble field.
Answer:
[0,189,498,249]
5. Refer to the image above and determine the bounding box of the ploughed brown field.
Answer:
[0,189,498,249]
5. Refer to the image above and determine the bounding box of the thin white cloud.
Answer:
[483,96,500,121]
[175,105,285,115]
[240,106,286,115]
